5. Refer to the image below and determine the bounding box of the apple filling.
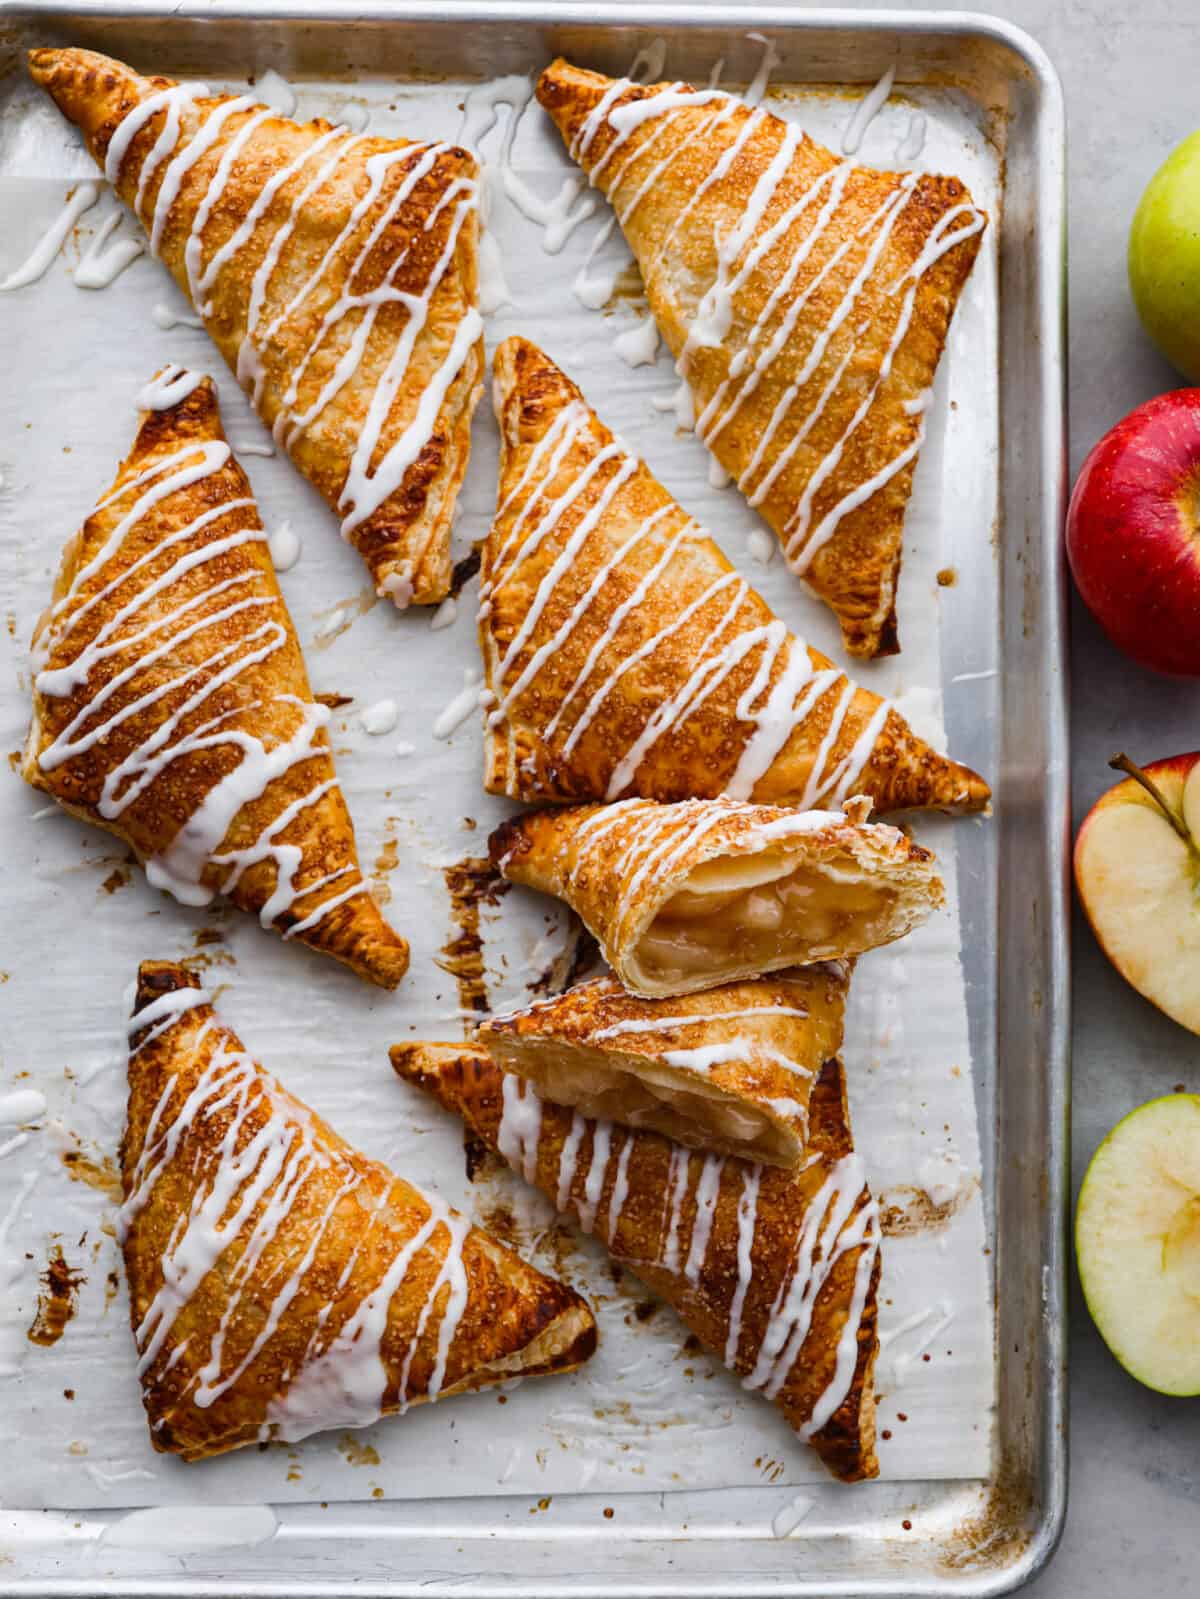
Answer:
[636,853,899,985]
[497,1039,801,1166]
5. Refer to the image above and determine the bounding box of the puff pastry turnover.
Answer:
[122,962,596,1460]
[490,796,942,997]
[480,965,849,1168]
[536,59,986,658]
[21,375,408,988]
[392,1040,880,1482]
[483,336,988,813]
[29,46,484,605]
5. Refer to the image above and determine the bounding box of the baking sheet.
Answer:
[0,58,998,1511]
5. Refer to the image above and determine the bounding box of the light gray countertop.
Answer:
[906,0,1200,1591]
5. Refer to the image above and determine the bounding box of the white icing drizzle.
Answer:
[497,1075,543,1186]
[430,596,458,631]
[99,80,480,550]
[152,301,204,330]
[34,430,369,934]
[744,1152,881,1427]
[840,66,896,156]
[360,698,399,736]
[613,313,659,368]
[589,1004,809,1042]
[0,1090,47,1127]
[485,404,897,804]
[433,667,485,740]
[0,182,99,292]
[725,1165,761,1364]
[255,69,296,117]
[135,364,207,411]
[267,520,301,571]
[683,1153,725,1283]
[577,70,985,588]
[121,1002,473,1437]
[896,111,927,164]
[75,210,145,288]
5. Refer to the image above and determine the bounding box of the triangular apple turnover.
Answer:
[29,46,484,605]
[392,1040,880,1482]
[483,337,989,812]
[122,963,596,1460]
[491,796,942,998]
[480,965,849,1168]
[536,59,986,658]
[21,374,409,988]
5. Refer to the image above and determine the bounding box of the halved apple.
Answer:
[1074,752,1200,1033]
[1076,1093,1200,1395]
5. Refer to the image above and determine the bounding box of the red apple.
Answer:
[1067,390,1200,676]
[1075,751,1200,1032]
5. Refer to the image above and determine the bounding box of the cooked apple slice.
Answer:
[1074,752,1200,1033]
[1076,1093,1200,1395]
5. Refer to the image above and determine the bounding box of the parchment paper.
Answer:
[0,64,998,1510]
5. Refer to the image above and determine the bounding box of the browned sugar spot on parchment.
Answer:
[449,548,481,598]
[7,750,20,773]
[61,1145,123,1203]
[436,857,510,1028]
[878,1180,976,1237]
[100,864,130,895]
[338,1435,381,1467]
[186,923,236,972]
[937,567,958,587]
[372,823,403,909]
[314,691,354,710]
[26,1245,85,1347]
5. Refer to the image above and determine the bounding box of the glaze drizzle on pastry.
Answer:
[536,59,987,657]
[23,377,409,987]
[119,970,595,1458]
[393,1042,882,1481]
[30,47,485,606]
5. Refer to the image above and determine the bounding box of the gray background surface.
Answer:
[911,0,1200,1591]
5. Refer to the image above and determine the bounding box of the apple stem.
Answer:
[1109,752,1198,854]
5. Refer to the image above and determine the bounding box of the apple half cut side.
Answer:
[1074,753,1200,1034]
[1076,1093,1200,1396]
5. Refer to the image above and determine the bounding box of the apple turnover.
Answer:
[122,962,596,1460]
[21,374,408,988]
[29,46,484,605]
[490,796,942,997]
[536,59,986,658]
[480,965,849,1168]
[483,336,989,813]
[392,1040,880,1482]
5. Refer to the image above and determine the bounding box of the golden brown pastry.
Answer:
[482,337,988,813]
[21,375,408,988]
[122,962,596,1461]
[480,965,849,1168]
[392,1040,880,1482]
[29,46,484,605]
[536,59,986,658]
[490,796,942,997]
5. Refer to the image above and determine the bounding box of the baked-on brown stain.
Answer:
[372,834,401,909]
[314,692,354,710]
[936,567,958,587]
[27,1246,85,1346]
[100,864,130,894]
[878,1181,974,1237]
[61,1146,123,1202]
[436,857,510,1027]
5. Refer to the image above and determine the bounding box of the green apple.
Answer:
[1129,129,1200,380]
[1076,1093,1200,1395]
